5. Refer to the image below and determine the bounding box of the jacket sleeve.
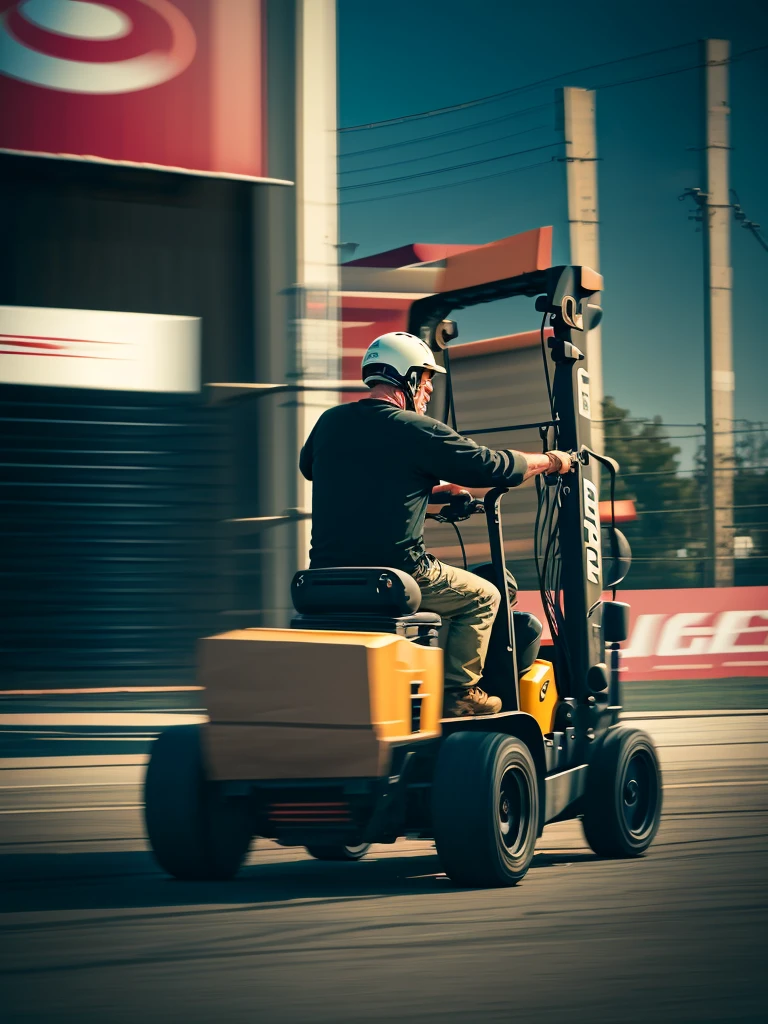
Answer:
[414,417,528,488]
[299,429,314,481]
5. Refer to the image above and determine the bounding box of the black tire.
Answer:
[582,726,662,858]
[305,843,371,861]
[144,724,253,881]
[432,732,539,887]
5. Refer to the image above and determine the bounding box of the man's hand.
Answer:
[545,450,573,475]
[521,450,574,482]
[430,482,473,501]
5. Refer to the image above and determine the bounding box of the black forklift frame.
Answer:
[408,264,612,759]
[206,262,624,835]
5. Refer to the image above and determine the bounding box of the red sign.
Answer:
[341,295,411,402]
[0,0,268,179]
[516,587,768,681]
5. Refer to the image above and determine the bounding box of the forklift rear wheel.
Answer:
[582,726,662,858]
[305,843,371,861]
[144,724,253,880]
[432,732,539,887]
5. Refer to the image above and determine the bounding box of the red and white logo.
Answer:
[0,1,267,179]
[0,0,195,93]
[0,305,200,392]
[0,331,126,359]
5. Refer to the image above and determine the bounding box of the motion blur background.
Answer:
[1,4,767,1024]
[1,0,766,697]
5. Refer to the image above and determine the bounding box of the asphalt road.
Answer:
[2,714,767,1024]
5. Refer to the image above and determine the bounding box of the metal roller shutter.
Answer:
[1,384,229,689]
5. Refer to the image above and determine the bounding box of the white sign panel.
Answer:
[0,306,200,393]
[577,367,591,419]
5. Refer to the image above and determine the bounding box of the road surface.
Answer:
[2,713,767,1024]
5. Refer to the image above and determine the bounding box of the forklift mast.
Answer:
[541,266,605,698]
[408,264,605,703]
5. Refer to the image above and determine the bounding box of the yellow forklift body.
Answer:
[199,628,443,781]
[518,659,558,734]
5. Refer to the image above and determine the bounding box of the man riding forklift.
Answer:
[299,331,572,718]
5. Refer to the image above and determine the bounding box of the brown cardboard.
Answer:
[199,633,371,727]
[203,723,382,781]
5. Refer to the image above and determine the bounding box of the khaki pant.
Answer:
[412,557,500,695]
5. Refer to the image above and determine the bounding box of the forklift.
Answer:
[143,263,662,888]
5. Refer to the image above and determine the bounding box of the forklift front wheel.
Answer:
[305,843,371,861]
[582,726,662,858]
[432,731,539,887]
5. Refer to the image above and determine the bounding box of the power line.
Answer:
[628,554,768,560]
[730,188,768,254]
[339,142,561,192]
[340,157,555,206]
[599,42,768,91]
[339,124,549,177]
[338,41,768,210]
[338,41,695,132]
[340,39,768,207]
[615,465,768,478]
[607,427,767,440]
[601,417,767,428]
[597,418,705,426]
[339,103,552,159]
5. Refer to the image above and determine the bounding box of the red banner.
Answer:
[516,587,768,681]
[0,0,267,179]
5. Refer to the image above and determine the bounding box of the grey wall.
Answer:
[0,154,274,687]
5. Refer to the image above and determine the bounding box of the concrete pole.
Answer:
[255,0,341,626]
[559,87,604,455]
[701,39,735,587]
[293,0,341,572]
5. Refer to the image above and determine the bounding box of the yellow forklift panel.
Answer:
[199,628,443,781]
[518,659,558,734]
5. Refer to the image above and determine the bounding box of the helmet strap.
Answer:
[403,369,421,411]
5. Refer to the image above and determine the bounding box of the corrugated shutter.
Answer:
[0,384,230,688]
[424,344,552,588]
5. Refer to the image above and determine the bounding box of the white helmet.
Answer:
[361,331,445,408]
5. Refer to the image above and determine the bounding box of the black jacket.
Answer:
[299,399,528,572]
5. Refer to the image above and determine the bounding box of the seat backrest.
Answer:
[514,611,543,674]
[291,567,421,616]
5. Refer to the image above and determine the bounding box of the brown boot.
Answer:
[445,687,502,717]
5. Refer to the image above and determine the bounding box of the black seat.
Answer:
[292,566,422,615]
[513,611,543,674]
[291,567,441,647]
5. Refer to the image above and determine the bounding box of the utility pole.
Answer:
[253,0,341,626]
[558,87,604,455]
[293,0,341,572]
[700,38,735,587]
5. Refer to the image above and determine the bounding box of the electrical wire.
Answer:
[534,472,570,678]
[606,427,767,440]
[339,123,548,177]
[442,348,458,432]
[609,465,768,479]
[539,310,554,419]
[598,41,768,90]
[339,141,561,191]
[338,41,696,131]
[340,156,555,206]
[730,188,768,255]
[339,42,768,205]
[339,103,552,159]
[451,521,467,571]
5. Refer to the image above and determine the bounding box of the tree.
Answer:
[601,397,705,588]
[691,420,768,586]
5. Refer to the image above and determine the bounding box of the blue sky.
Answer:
[337,0,768,464]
